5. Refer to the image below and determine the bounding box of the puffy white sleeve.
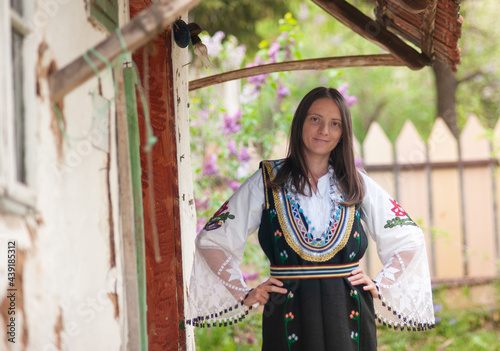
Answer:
[359,172,435,331]
[186,170,265,327]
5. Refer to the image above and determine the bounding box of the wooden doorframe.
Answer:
[129,1,186,350]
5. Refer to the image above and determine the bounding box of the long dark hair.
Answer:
[270,87,364,206]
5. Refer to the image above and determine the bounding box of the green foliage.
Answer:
[189,0,288,56]
[195,312,263,351]
[377,306,500,350]
[376,283,500,350]
[456,0,500,130]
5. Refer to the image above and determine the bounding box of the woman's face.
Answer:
[301,98,343,162]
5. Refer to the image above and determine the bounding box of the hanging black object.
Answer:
[173,19,190,48]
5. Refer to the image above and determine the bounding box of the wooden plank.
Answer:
[494,119,500,271]
[363,122,393,166]
[460,116,496,277]
[114,67,142,351]
[462,166,495,276]
[49,0,201,102]
[428,118,463,278]
[395,120,427,165]
[432,276,497,288]
[363,122,394,277]
[312,0,430,70]
[123,67,149,351]
[364,159,499,171]
[428,118,458,162]
[420,0,438,58]
[460,115,489,161]
[189,54,404,91]
[395,121,433,274]
[399,0,433,12]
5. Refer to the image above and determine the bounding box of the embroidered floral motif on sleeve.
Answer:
[384,199,417,228]
[204,200,236,231]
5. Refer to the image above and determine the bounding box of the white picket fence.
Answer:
[358,116,500,281]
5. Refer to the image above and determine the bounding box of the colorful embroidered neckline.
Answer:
[264,161,355,262]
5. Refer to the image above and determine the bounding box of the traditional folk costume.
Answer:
[187,160,435,350]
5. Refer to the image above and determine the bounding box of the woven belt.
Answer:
[270,262,359,279]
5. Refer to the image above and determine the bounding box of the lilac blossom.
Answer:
[203,154,218,176]
[195,195,210,211]
[346,96,358,106]
[268,41,281,60]
[245,57,269,88]
[226,44,246,70]
[355,157,364,169]
[337,82,349,96]
[223,110,242,135]
[246,73,268,87]
[337,82,358,107]
[240,84,259,104]
[245,61,269,86]
[227,178,241,191]
[277,83,291,101]
[196,218,205,234]
[227,140,238,157]
[202,31,225,58]
[223,36,246,70]
[298,3,309,21]
[238,146,252,162]
[314,13,327,25]
[199,107,211,120]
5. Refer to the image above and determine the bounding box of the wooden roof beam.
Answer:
[49,0,201,102]
[189,54,405,91]
[312,0,430,70]
[419,1,438,59]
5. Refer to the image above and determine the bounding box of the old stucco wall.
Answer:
[0,1,129,350]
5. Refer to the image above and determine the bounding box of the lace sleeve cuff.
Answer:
[373,244,435,331]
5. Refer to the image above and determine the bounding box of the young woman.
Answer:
[187,87,435,350]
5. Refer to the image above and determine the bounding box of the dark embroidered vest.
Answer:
[257,160,367,266]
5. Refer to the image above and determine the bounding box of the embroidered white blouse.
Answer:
[186,167,435,330]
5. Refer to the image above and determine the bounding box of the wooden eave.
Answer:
[189,0,462,91]
[46,0,463,98]
[312,0,431,70]
[376,0,462,71]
